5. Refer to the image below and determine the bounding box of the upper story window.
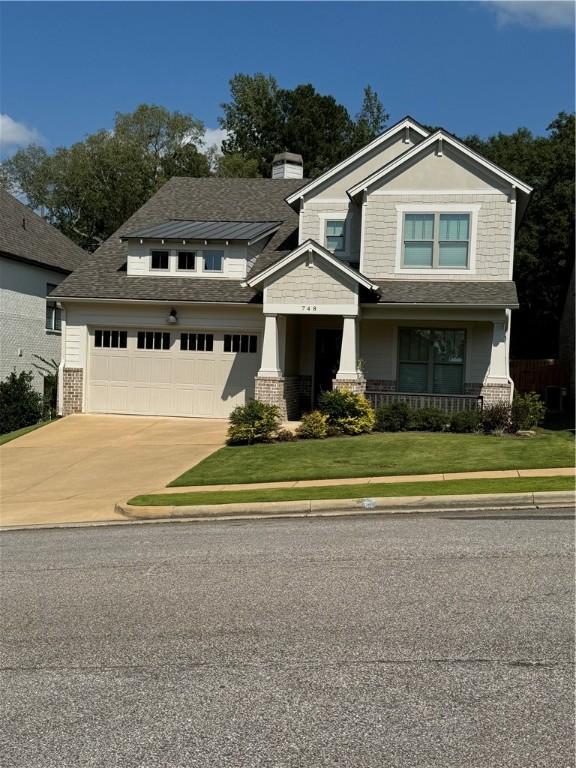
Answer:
[403,213,470,269]
[178,251,196,271]
[151,250,169,270]
[203,251,223,272]
[325,220,346,253]
[45,284,61,332]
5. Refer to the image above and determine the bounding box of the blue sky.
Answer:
[0,1,574,159]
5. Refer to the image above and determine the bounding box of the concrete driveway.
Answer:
[0,415,228,527]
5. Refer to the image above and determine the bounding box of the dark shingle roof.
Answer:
[51,177,306,301]
[121,219,281,243]
[0,189,87,273]
[371,280,519,307]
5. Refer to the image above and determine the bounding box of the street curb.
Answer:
[115,490,575,522]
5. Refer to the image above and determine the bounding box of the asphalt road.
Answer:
[1,510,574,768]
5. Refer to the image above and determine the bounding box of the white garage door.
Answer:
[87,328,260,418]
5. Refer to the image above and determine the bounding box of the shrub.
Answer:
[375,401,414,432]
[511,392,546,431]
[449,409,483,433]
[318,389,375,435]
[276,428,297,442]
[0,370,44,434]
[296,411,329,440]
[33,355,59,420]
[411,407,447,432]
[481,401,513,434]
[227,399,281,445]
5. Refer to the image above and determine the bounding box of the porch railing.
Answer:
[365,391,483,413]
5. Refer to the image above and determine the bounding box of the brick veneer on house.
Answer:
[62,368,83,415]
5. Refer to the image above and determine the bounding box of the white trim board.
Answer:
[285,117,429,206]
[347,130,533,198]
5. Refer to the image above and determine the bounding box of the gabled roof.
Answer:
[51,177,305,301]
[0,188,86,274]
[245,239,379,291]
[284,116,429,207]
[121,219,282,245]
[347,129,533,199]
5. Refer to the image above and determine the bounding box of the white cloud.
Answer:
[202,127,228,152]
[0,114,43,148]
[490,1,575,30]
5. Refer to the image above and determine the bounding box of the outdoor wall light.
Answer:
[167,309,178,324]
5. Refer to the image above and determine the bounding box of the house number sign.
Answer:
[301,305,317,312]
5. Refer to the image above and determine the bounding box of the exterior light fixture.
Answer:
[167,309,178,325]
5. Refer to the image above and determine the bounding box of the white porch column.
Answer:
[258,314,285,377]
[488,318,509,383]
[336,316,359,380]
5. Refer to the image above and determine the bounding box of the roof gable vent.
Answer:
[272,152,303,179]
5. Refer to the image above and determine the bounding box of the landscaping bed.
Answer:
[170,429,575,487]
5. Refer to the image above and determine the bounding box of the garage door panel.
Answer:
[87,328,261,418]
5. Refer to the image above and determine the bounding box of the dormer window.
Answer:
[203,250,223,272]
[325,220,346,253]
[150,250,169,270]
[177,251,196,271]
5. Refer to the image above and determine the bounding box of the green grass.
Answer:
[0,420,54,446]
[129,475,574,507]
[170,429,575,487]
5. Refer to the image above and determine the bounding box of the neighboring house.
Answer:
[0,189,86,393]
[51,117,532,420]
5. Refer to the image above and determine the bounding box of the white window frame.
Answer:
[317,211,350,260]
[176,250,198,273]
[149,249,170,271]
[394,203,479,275]
[202,249,224,274]
[45,284,61,333]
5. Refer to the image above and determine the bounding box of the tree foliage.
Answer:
[0,104,209,251]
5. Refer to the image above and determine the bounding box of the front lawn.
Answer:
[170,429,575,487]
[130,475,574,507]
[0,420,54,446]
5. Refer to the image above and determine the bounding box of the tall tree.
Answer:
[354,85,389,147]
[0,104,209,250]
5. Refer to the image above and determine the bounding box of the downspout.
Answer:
[57,303,66,416]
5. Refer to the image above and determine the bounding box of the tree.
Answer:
[214,153,261,178]
[0,104,209,250]
[354,85,389,147]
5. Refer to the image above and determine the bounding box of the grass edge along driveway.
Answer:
[0,420,54,446]
[170,429,575,487]
[129,475,574,507]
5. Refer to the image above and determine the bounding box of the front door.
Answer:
[314,329,342,404]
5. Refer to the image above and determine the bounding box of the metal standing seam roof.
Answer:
[120,219,282,243]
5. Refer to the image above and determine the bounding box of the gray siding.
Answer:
[0,257,65,391]
[265,256,357,306]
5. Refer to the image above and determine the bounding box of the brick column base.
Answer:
[480,381,513,405]
[332,377,366,395]
[254,376,304,420]
[62,368,84,415]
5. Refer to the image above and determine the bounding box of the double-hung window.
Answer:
[151,250,169,270]
[203,251,223,272]
[403,213,470,269]
[325,220,345,253]
[398,328,465,394]
[45,284,61,331]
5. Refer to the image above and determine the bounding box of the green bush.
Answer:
[0,370,44,434]
[318,389,375,435]
[481,401,513,434]
[412,407,447,432]
[296,411,329,439]
[512,392,546,431]
[276,428,297,442]
[227,400,281,445]
[375,401,414,432]
[449,409,483,433]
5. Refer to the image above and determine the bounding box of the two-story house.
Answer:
[51,117,532,420]
[0,189,86,393]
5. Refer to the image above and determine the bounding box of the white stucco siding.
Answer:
[0,257,66,390]
[264,256,358,307]
[363,193,513,280]
[126,242,249,279]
